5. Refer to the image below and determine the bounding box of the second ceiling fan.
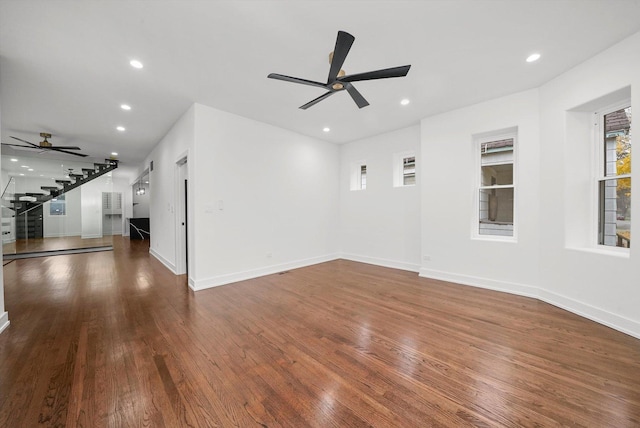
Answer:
[268,31,411,109]
[2,133,87,157]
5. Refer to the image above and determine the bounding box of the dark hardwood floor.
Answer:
[1,237,639,427]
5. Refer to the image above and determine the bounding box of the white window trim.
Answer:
[592,99,631,251]
[393,151,416,187]
[472,129,518,242]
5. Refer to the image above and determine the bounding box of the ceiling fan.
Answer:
[2,132,88,157]
[268,30,411,110]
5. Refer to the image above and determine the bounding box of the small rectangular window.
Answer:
[393,151,416,187]
[403,156,416,186]
[350,161,367,191]
[598,105,631,248]
[477,135,515,237]
[50,194,66,216]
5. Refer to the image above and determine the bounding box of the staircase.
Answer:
[8,159,118,216]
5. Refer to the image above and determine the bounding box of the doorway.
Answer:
[176,157,188,276]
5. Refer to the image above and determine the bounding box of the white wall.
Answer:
[143,105,195,274]
[191,104,340,289]
[537,32,640,336]
[420,89,541,296]
[339,125,421,271]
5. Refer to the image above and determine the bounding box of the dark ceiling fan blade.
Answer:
[299,91,335,110]
[10,136,39,147]
[49,146,81,150]
[328,31,355,83]
[51,148,88,157]
[1,143,37,149]
[340,65,411,82]
[344,83,370,109]
[267,73,326,89]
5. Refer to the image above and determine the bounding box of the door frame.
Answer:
[175,152,189,276]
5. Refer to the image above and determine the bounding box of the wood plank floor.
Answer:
[1,237,639,427]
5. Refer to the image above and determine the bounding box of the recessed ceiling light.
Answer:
[111,152,118,156]
[323,127,330,132]
[28,168,34,171]
[19,173,24,176]
[10,158,18,162]
[40,174,44,177]
[21,165,29,168]
[116,126,125,132]
[400,98,410,106]
[130,59,144,69]
[526,53,541,63]
[121,104,131,111]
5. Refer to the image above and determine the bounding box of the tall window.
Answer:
[393,151,416,187]
[360,165,367,190]
[477,133,515,237]
[598,104,631,248]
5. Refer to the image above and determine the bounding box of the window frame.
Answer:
[472,129,518,242]
[49,194,67,217]
[350,160,367,191]
[593,99,631,251]
[393,151,416,187]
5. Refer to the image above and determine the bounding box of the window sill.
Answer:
[565,246,630,258]
[471,235,517,243]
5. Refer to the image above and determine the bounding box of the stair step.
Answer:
[55,180,72,185]
[41,186,60,192]
[82,168,95,175]
[94,163,108,170]
[25,192,46,197]
[69,174,85,180]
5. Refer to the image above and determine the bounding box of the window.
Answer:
[49,194,66,216]
[597,104,631,248]
[393,151,416,187]
[350,161,367,191]
[403,156,416,185]
[360,165,367,190]
[476,133,515,237]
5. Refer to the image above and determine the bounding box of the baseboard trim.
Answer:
[340,253,420,273]
[0,312,9,335]
[191,253,341,291]
[149,248,177,274]
[538,289,640,340]
[419,267,640,340]
[419,268,539,298]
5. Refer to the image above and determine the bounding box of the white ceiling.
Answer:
[2,0,640,180]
